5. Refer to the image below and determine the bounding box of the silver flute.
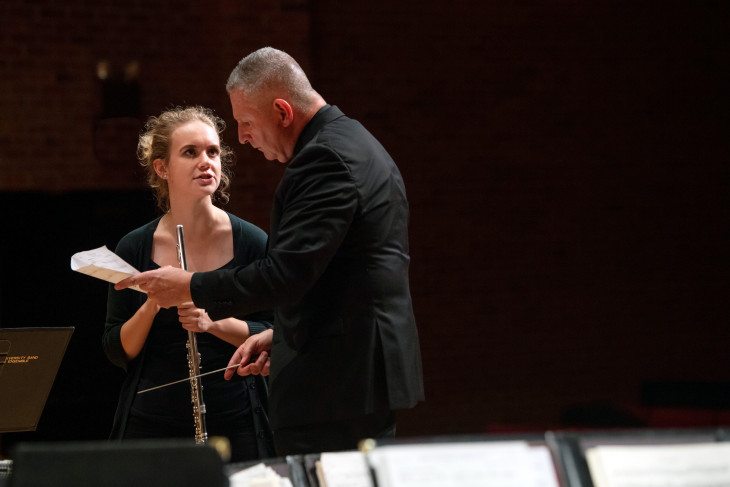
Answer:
[177,224,208,445]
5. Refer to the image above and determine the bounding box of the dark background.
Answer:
[1,1,728,457]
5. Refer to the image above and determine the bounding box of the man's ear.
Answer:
[273,98,294,127]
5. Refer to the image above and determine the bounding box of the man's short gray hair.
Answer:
[226,47,315,111]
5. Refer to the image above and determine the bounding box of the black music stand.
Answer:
[7,439,229,487]
[0,327,74,433]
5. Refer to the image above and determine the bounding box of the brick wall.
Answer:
[309,1,729,434]
[0,0,304,227]
[1,0,728,448]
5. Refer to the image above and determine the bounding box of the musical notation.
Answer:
[70,245,145,292]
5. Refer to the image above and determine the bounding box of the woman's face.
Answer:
[162,120,222,202]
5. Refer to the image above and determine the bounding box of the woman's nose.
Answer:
[198,153,212,167]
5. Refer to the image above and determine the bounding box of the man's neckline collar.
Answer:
[292,104,342,156]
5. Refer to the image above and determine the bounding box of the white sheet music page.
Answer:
[228,463,293,487]
[530,445,561,487]
[70,245,145,293]
[368,441,545,487]
[585,442,730,487]
[318,451,374,487]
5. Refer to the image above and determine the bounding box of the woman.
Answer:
[103,106,274,461]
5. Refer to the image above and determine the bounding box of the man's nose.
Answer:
[238,127,250,145]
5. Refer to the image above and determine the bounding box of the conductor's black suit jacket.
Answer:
[192,105,424,429]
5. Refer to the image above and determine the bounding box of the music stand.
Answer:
[0,327,74,433]
[7,439,229,487]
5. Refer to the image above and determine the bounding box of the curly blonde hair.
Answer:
[137,106,234,212]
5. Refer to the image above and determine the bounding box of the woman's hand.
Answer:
[177,303,214,333]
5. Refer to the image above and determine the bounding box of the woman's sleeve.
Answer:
[233,218,275,336]
[102,234,144,370]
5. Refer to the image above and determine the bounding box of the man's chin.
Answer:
[258,149,288,163]
[266,154,288,164]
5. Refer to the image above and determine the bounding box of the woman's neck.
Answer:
[164,198,222,239]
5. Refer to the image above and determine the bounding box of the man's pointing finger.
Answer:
[115,274,139,290]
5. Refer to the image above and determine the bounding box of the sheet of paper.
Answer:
[586,442,730,487]
[369,441,546,487]
[318,451,375,487]
[229,463,293,487]
[70,245,145,293]
[529,445,561,487]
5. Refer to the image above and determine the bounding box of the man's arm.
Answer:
[194,145,359,326]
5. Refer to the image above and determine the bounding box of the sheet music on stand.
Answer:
[316,450,374,487]
[227,456,307,487]
[365,440,559,487]
[585,442,730,487]
[546,428,729,487]
[228,462,293,487]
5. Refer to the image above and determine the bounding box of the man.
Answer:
[116,47,424,455]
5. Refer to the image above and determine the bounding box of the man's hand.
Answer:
[115,266,193,308]
[225,328,273,378]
